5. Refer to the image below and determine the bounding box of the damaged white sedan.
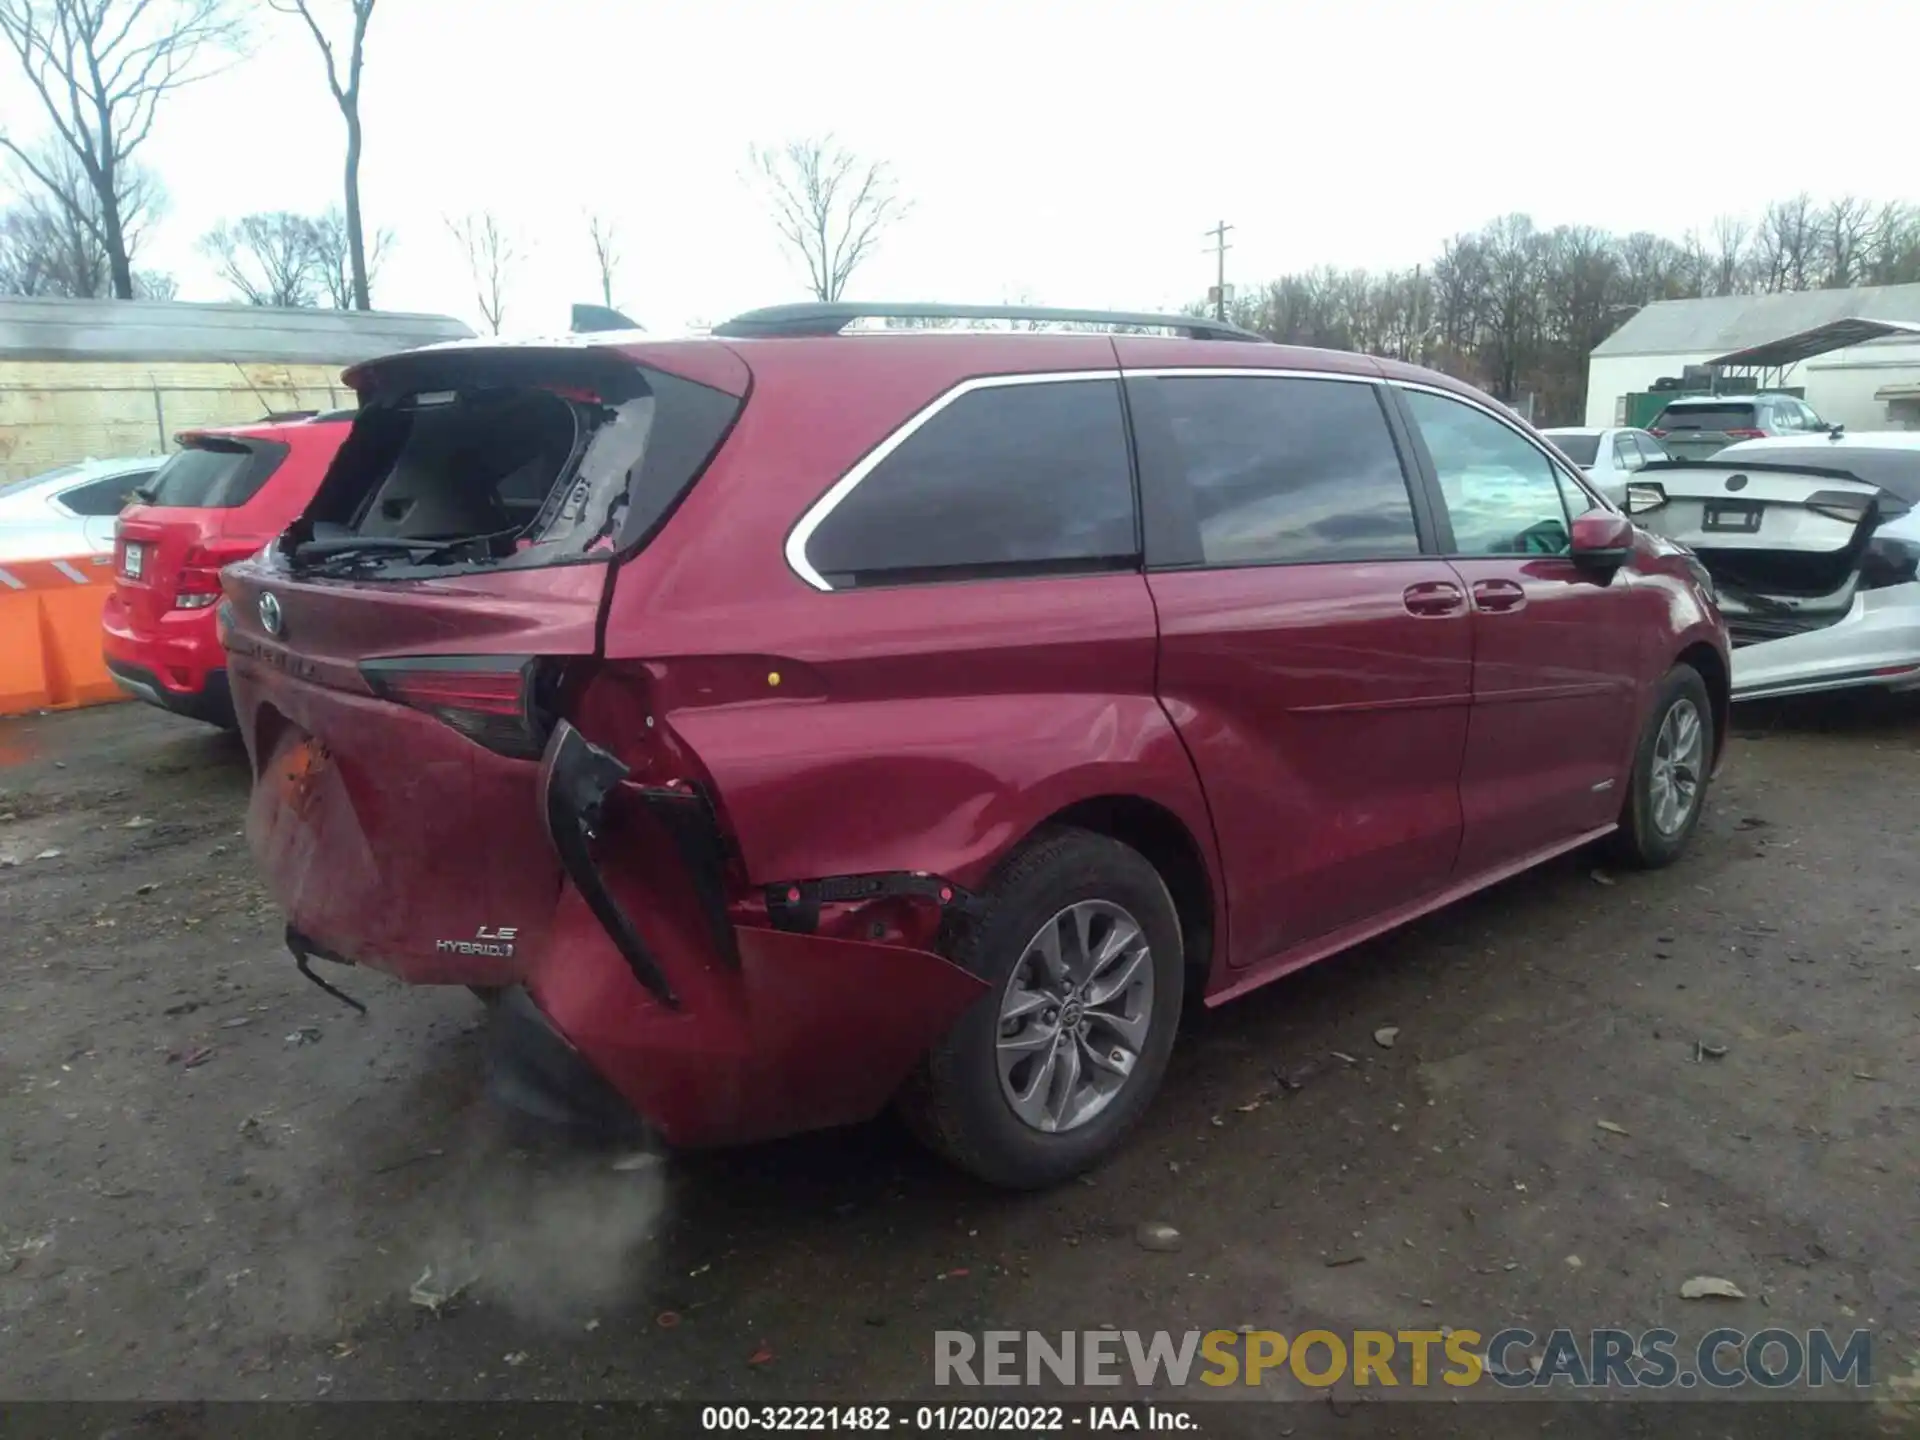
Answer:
[1626,432,1920,702]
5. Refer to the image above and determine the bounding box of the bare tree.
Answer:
[1819,196,1874,289]
[312,206,387,308]
[201,212,323,306]
[0,0,238,299]
[268,0,377,309]
[1,144,164,297]
[586,212,619,307]
[1757,194,1817,292]
[1707,214,1751,296]
[749,136,902,302]
[446,211,514,335]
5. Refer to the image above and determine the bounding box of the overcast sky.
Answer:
[5,0,1914,335]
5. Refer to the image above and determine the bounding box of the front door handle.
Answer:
[1403,580,1466,617]
[1471,578,1527,614]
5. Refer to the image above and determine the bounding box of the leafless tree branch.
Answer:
[748,136,903,302]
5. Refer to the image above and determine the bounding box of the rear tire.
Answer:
[901,828,1183,1189]
[1610,663,1713,869]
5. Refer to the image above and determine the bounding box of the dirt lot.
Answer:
[2,696,1917,1428]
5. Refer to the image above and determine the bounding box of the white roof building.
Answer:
[1586,284,1920,431]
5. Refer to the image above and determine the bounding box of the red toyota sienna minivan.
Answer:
[223,304,1730,1188]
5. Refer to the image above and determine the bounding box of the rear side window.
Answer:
[1151,376,1419,566]
[60,471,152,516]
[803,378,1137,588]
[1549,433,1601,466]
[1655,403,1755,431]
[147,441,285,508]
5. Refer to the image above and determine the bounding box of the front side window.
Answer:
[1402,389,1572,556]
[1153,375,1419,566]
[804,378,1137,588]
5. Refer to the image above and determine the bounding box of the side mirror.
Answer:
[1570,511,1634,570]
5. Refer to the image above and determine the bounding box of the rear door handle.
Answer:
[1403,580,1466,617]
[1471,578,1527,614]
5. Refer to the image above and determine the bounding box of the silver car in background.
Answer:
[0,457,160,563]
[1646,393,1830,461]
[1540,427,1669,505]
[1625,432,1920,701]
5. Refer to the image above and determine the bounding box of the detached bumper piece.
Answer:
[539,720,680,1007]
[486,984,646,1136]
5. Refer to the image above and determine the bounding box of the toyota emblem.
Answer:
[258,592,284,636]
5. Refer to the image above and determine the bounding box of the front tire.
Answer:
[902,828,1184,1189]
[1610,663,1713,868]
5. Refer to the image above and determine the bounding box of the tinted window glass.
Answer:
[1403,389,1572,556]
[805,379,1136,586]
[1654,402,1756,431]
[60,471,151,516]
[148,442,280,508]
[1154,376,1418,565]
[1548,433,1600,465]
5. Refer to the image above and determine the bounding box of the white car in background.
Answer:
[0,457,160,564]
[1625,431,1920,701]
[1540,426,1670,505]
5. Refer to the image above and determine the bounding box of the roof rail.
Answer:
[710,302,1266,343]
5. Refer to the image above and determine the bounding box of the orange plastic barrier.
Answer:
[0,552,126,716]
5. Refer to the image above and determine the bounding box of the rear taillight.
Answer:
[1722,428,1766,440]
[1804,490,1874,525]
[1624,482,1668,515]
[361,656,547,758]
[173,541,259,610]
[1647,428,1668,439]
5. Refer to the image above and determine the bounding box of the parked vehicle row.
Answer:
[210,304,1731,1187]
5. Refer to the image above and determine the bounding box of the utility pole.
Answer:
[1205,221,1235,321]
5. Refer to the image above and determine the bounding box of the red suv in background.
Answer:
[104,413,350,727]
[221,304,1729,1188]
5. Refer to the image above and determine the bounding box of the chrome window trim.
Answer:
[787,366,1405,591]
[784,368,1120,591]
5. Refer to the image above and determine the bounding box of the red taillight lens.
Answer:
[173,541,259,611]
[1723,428,1766,440]
[361,656,545,757]
[1647,428,1667,439]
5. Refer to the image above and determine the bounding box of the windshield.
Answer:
[1547,434,1601,465]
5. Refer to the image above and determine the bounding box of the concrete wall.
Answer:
[0,360,353,481]
[1585,340,1920,431]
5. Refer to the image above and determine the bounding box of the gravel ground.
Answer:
[1,696,1917,1434]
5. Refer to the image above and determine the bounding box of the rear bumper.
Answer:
[106,657,235,726]
[486,985,648,1137]
[101,592,231,722]
[1730,581,1920,700]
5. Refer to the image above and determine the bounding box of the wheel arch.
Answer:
[1028,793,1221,982]
[1675,639,1730,766]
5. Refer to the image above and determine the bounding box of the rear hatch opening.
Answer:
[281,363,656,582]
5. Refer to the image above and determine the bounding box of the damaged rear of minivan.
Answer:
[221,338,988,1145]
[1627,454,1920,699]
